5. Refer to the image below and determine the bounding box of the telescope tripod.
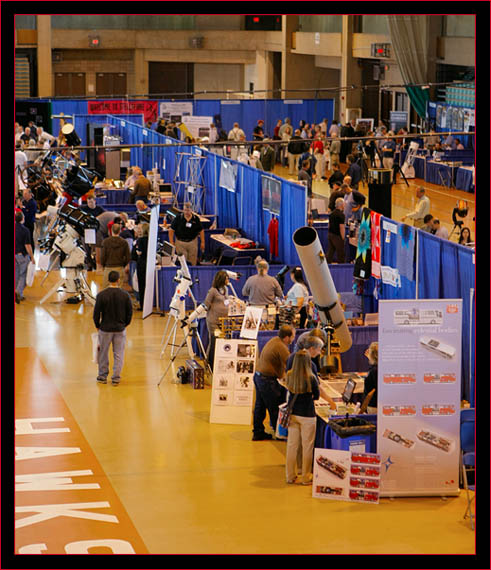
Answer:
[158,322,211,386]
[39,266,95,305]
[392,162,409,187]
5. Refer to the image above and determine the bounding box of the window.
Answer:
[50,15,195,30]
[361,16,389,35]
[444,15,475,37]
[298,15,341,33]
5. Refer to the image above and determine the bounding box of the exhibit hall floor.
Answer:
[14,273,475,555]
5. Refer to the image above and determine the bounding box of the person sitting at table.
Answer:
[242,259,283,306]
[284,349,336,485]
[458,226,473,246]
[361,342,378,414]
[81,195,105,218]
[285,268,310,329]
[168,202,205,265]
[454,138,465,150]
[123,166,140,190]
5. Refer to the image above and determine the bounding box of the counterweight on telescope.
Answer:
[293,226,352,352]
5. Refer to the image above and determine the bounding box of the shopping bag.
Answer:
[91,332,100,363]
[278,394,298,429]
[26,261,36,287]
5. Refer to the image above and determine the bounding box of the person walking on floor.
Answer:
[93,270,133,386]
[326,197,346,263]
[252,324,296,441]
[132,222,149,310]
[15,210,36,304]
[101,223,131,289]
[401,186,430,229]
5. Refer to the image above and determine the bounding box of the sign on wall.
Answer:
[181,115,213,139]
[159,101,193,123]
[377,299,462,497]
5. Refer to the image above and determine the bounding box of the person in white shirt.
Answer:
[228,123,246,160]
[208,124,218,144]
[285,268,310,328]
[432,219,449,240]
[401,186,431,228]
[328,120,339,137]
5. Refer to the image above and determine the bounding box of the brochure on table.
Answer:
[209,338,257,425]
[378,299,462,497]
[312,449,381,503]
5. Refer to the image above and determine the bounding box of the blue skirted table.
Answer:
[454,166,474,192]
[425,161,458,187]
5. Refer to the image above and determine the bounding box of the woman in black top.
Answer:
[362,342,378,413]
[132,222,149,310]
[284,350,331,485]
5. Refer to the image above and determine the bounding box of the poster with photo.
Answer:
[240,306,263,340]
[262,176,281,215]
[219,160,238,192]
[377,299,462,497]
[181,115,213,139]
[210,338,257,425]
[159,101,193,123]
[312,449,381,503]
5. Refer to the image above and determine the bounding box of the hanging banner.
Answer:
[378,299,462,497]
[370,211,382,279]
[210,338,257,425]
[88,100,158,123]
[353,207,372,280]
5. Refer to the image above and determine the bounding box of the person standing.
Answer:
[101,223,131,289]
[15,211,36,304]
[284,349,329,485]
[345,154,362,190]
[401,187,431,229]
[362,342,378,414]
[287,130,305,175]
[93,270,133,385]
[381,134,396,170]
[242,260,283,306]
[327,197,346,263]
[202,270,231,369]
[252,324,296,440]
[260,140,275,172]
[285,268,310,329]
[133,222,149,311]
[228,122,246,160]
[81,195,105,218]
[21,188,38,248]
[168,202,205,265]
[298,159,313,199]
[129,169,152,204]
[253,119,265,141]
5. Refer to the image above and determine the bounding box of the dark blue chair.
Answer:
[460,408,475,530]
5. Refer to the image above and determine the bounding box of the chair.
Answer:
[232,256,252,266]
[460,408,475,530]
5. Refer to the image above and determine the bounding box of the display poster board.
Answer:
[159,101,193,123]
[312,449,381,504]
[378,299,462,497]
[210,338,257,425]
[355,118,374,135]
[219,160,237,192]
[240,306,263,339]
[261,175,281,215]
[142,205,159,319]
[181,115,213,139]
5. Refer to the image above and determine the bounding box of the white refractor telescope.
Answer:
[293,226,352,352]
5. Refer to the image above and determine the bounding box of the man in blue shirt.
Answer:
[382,135,396,169]
[20,188,38,248]
[345,154,362,190]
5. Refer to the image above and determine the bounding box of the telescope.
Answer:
[293,226,352,353]
[275,265,291,291]
[225,270,242,281]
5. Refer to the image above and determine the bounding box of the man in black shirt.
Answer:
[93,270,133,385]
[15,211,35,303]
[81,196,105,218]
[168,202,205,265]
[328,163,344,189]
[327,197,346,263]
[327,182,346,212]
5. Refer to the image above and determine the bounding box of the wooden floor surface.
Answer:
[14,171,476,555]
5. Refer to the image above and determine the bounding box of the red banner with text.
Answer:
[87,100,158,124]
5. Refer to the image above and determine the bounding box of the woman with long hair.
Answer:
[203,270,231,368]
[458,227,473,246]
[284,349,322,485]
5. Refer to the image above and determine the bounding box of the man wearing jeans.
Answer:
[93,270,133,385]
[252,324,295,440]
[15,211,35,304]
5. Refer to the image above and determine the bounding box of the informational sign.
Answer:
[312,449,381,504]
[181,115,213,139]
[240,306,263,340]
[159,101,193,123]
[219,160,237,192]
[355,118,374,135]
[378,299,462,497]
[389,111,408,133]
[210,338,257,425]
[261,175,281,215]
[142,205,159,319]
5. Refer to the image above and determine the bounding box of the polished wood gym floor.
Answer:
[14,169,475,554]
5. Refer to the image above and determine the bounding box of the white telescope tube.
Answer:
[293,226,352,352]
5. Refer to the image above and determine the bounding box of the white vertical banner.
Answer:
[378,299,462,497]
[142,205,159,319]
[210,338,257,425]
